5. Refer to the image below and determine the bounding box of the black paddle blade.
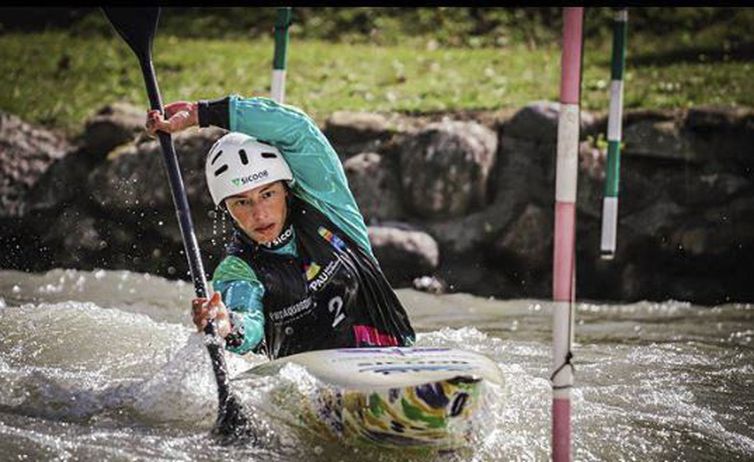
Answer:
[213,394,257,444]
[102,7,160,60]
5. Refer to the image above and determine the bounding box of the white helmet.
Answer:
[205,132,293,206]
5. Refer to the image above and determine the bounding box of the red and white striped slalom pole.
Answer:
[552,7,583,462]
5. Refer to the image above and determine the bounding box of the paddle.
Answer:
[101,7,250,439]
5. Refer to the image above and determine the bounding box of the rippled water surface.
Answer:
[1,269,752,461]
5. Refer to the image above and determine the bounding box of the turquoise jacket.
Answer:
[210,95,373,355]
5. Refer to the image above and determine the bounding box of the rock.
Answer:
[368,225,439,286]
[492,204,553,271]
[684,106,754,170]
[622,119,695,162]
[428,201,516,255]
[429,159,531,253]
[4,103,754,304]
[503,100,594,143]
[617,158,672,217]
[619,263,649,301]
[343,152,404,224]
[685,106,752,130]
[86,127,227,245]
[613,195,754,304]
[412,275,446,294]
[324,111,393,157]
[623,108,677,125]
[399,119,497,220]
[575,141,608,219]
[620,198,685,238]
[575,141,673,221]
[25,149,94,212]
[0,111,71,218]
[428,131,555,255]
[81,102,146,157]
[670,195,754,258]
[666,172,751,207]
[41,204,103,267]
[435,249,531,298]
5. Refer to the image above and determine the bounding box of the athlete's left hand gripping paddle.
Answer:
[101,7,251,439]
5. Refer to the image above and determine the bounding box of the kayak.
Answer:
[233,347,504,450]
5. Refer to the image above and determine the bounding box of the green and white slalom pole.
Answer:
[552,7,583,462]
[271,7,292,103]
[600,8,628,260]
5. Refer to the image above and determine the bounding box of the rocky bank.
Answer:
[1,101,752,305]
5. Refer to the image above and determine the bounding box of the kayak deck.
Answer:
[234,347,504,449]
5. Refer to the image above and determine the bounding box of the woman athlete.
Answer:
[146,95,415,359]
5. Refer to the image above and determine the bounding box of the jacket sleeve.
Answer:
[227,95,374,257]
[211,255,265,355]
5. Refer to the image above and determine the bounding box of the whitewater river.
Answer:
[0,268,752,461]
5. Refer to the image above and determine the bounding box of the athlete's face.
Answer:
[225,181,289,245]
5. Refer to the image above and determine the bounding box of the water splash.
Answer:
[0,270,752,460]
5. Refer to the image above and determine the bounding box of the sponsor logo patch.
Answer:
[269,296,314,322]
[261,225,293,248]
[304,262,321,281]
[318,226,347,251]
[308,259,340,291]
[231,169,269,187]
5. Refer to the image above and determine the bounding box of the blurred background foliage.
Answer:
[1,7,752,134]
[2,7,753,51]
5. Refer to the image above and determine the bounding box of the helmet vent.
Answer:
[214,165,229,176]
[210,150,223,165]
[261,152,278,159]
[238,149,249,165]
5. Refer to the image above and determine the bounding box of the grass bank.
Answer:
[1,30,752,136]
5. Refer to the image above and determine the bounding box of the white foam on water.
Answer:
[128,333,218,428]
[0,270,752,460]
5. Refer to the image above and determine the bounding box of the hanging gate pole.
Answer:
[600,8,628,259]
[552,7,584,462]
[271,7,292,103]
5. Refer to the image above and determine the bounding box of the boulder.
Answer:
[81,102,146,157]
[412,275,446,294]
[428,200,520,256]
[575,140,608,219]
[86,127,227,245]
[41,204,103,267]
[574,140,674,221]
[613,157,671,217]
[427,131,554,255]
[684,106,754,170]
[623,108,677,125]
[620,197,685,238]
[493,134,555,202]
[25,149,94,212]
[434,248,532,298]
[685,106,752,130]
[503,100,595,143]
[343,152,404,224]
[323,111,393,158]
[427,146,532,254]
[492,204,553,271]
[0,111,71,218]
[669,196,754,258]
[399,119,497,220]
[368,225,439,286]
[666,172,751,207]
[622,119,696,162]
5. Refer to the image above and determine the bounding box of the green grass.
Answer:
[1,31,752,136]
